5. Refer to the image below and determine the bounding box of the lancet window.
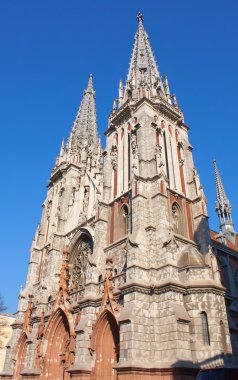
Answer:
[201,311,210,345]
[70,235,93,291]
[171,202,183,235]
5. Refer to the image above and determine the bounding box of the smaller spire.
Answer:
[113,99,117,111]
[213,160,235,241]
[119,79,123,99]
[172,94,178,108]
[60,139,65,157]
[164,75,172,104]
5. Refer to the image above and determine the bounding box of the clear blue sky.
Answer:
[0,0,237,313]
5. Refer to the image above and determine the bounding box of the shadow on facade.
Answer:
[170,353,238,380]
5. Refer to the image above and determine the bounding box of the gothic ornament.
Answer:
[70,239,93,291]
[100,258,119,315]
[110,144,118,170]
[57,247,70,306]
[23,295,33,334]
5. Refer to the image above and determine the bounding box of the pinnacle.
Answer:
[85,73,94,94]
[213,160,233,230]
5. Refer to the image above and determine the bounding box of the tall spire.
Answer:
[213,160,235,240]
[72,74,98,145]
[52,75,99,173]
[124,13,165,101]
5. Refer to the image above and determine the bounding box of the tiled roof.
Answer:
[210,229,238,253]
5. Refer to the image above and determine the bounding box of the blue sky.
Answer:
[0,0,237,313]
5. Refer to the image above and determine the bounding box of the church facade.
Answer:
[1,14,237,380]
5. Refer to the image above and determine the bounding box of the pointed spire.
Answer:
[213,160,235,238]
[71,74,98,145]
[124,13,165,101]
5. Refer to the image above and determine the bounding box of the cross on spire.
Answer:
[137,12,144,23]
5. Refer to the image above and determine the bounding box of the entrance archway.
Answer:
[91,310,119,380]
[14,332,27,380]
[40,308,70,380]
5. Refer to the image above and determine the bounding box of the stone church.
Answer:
[1,13,237,380]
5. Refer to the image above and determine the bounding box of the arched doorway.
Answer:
[14,332,27,380]
[40,308,70,380]
[91,310,119,380]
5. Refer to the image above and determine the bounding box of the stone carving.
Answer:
[83,187,89,214]
[100,258,119,314]
[162,227,179,249]
[110,144,118,170]
[57,248,70,305]
[23,295,33,334]
[155,144,164,174]
[70,239,93,291]
[193,167,201,196]
[131,133,139,176]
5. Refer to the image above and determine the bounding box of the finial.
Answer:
[137,12,144,23]
[85,73,94,94]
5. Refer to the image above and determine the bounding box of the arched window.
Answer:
[201,311,210,345]
[70,235,93,291]
[220,320,227,353]
[171,202,183,235]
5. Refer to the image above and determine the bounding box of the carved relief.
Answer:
[131,133,139,176]
[155,144,164,174]
[110,144,118,170]
[23,295,33,334]
[100,258,119,315]
[83,186,90,214]
[57,248,70,306]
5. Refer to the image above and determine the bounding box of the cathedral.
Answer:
[1,13,238,380]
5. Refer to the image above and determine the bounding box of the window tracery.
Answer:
[70,237,93,291]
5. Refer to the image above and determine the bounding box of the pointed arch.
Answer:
[69,231,93,292]
[171,202,184,236]
[14,332,28,380]
[201,311,210,345]
[91,309,119,380]
[40,308,71,380]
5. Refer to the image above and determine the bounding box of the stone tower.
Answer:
[1,14,234,380]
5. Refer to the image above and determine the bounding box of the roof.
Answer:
[210,229,238,254]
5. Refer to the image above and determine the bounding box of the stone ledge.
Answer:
[67,364,92,373]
